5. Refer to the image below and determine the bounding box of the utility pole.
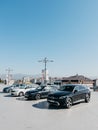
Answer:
[38,57,53,85]
[6,68,13,85]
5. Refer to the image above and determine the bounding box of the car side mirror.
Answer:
[74,90,78,93]
[42,88,45,91]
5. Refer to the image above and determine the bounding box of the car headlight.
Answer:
[59,96,67,99]
[14,90,18,92]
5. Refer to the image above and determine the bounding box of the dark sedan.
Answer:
[47,84,91,109]
[25,85,56,100]
[3,86,12,93]
[3,84,24,93]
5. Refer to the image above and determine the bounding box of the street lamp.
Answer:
[38,57,53,84]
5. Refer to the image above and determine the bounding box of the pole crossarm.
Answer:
[38,57,53,63]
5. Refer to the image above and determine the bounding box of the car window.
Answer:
[73,86,79,92]
[79,85,86,91]
[36,86,45,90]
[16,84,20,87]
[59,85,75,92]
[19,85,26,89]
[44,86,51,91]
[25,86,30,89]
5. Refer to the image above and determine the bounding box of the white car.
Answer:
[11,84,39,96]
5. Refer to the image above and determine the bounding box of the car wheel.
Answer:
[85,94,90,103]
[35,94,40,100]
[65,97,72,109]
[19,92,24,97]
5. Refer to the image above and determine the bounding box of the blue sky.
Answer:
[0,0,98,78]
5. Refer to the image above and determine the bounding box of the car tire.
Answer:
[35,94,40,100]
[65,97,72,109]
[19,92,24,97]
[85,94,90,103]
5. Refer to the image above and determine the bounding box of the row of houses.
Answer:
[54,75,95,87]
[22,74,98,87]
[1,74,98,87]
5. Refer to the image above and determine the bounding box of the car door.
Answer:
[78,85,86,99]
[72,86,81,103]
[41,86,50,98]
[24,86,31,94]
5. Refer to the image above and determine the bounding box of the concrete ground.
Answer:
[0,84,98,130]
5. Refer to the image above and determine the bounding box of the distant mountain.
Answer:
[0,73,31,80]
[0,73,41,80]
[12,74,33,80]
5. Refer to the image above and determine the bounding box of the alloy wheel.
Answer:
[85,94,90,103]
[65,97,72,109]
[35,94,40,100]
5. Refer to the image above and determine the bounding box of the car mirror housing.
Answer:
[74,90,78,93]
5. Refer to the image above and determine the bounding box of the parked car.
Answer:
[11,84,38,96]
[47,84,91,109]
[3,86,12,93]
[3,84,22,93]
[49,84,60,90]
[25,85,56,100]
[93,86,98,91]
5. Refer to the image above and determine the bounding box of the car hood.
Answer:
[49,91,72,97]
[11,88,20,91]
[4,86,11,89]
[26,89,39,94]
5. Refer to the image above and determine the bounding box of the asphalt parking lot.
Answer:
[0,84,98,130]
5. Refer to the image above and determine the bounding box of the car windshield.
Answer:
[19,85,26,89]
[36,86,45,90]
[59,85,75,92]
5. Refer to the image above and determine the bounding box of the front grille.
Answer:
[11,90,16,92]
[48,96,58,100]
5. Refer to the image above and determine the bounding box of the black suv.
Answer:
[47,84,91,108]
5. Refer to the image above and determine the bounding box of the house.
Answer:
[54,75,94,87]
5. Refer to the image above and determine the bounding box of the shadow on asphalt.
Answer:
[32,100,67,110]
[32,100,86,110]
[4,94,13,97]
[16,97,33,101]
